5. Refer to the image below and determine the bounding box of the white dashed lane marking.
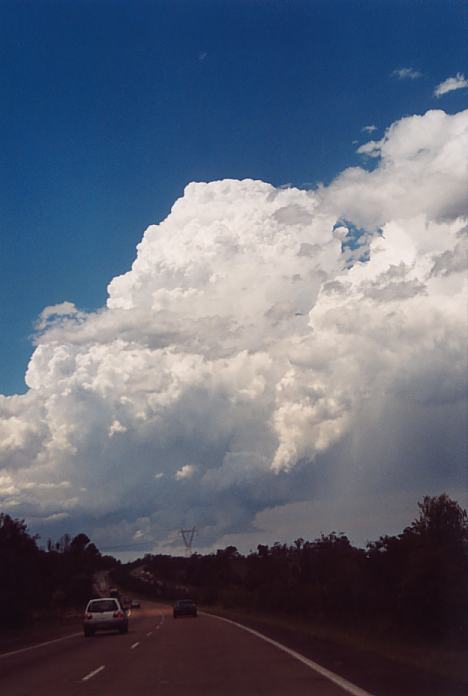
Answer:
[82,665,105,682]
[130,641,140,649]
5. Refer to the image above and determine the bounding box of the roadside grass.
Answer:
[202,605,468,684]
[0,609,83,655]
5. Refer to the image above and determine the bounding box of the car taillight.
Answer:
[113,611,124,619]
[85,613,93,620]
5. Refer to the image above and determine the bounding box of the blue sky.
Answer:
[1,0,467,395]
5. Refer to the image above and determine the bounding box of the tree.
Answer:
[70,533,91,554]
[408,493,468,546]
[396,494,468,639]
[0,514,41,626]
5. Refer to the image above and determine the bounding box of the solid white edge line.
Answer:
[0,632,82,660]
[202,612,375,696]
[130,641,140,649]
[82,665,106,682]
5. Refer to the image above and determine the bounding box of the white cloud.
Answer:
[176,464,196,481]
[391,67,423,80]
[362,124,377,133]
[356,138,382,157]
[108,420,127,437]
[0,474,18,496]
[35,302,84,332]
[0,108,467,552]
[342,110,468,226]
[434,72,468,97]
[43,512,70,523]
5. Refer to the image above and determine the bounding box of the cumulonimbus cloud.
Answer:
[0,108,467,551]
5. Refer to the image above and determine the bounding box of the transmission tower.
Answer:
[180,526,196,556]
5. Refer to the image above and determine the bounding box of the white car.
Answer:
[83,597,128,636]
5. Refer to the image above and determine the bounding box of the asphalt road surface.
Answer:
[0,602,372,696]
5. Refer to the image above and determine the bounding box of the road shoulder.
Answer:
[0,614,82,656]
[202,607,468,696]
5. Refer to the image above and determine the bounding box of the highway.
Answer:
[0,601,372,696]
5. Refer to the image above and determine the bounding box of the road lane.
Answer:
[7,602,362,696]
[1,599,465,695]
[0,603,167,695]
[0,601,364,695]
[108,609,362,696]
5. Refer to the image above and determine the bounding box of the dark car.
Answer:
[173,599,197,618]
[130,599,141,609]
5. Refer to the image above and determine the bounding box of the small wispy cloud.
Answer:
[198,51,207,62]
[391,67,423,80]
[44,512,70,522]
[356,139,382,158]
[362,124,377,133]
[22,481,71,490]
[108,420,127,437]
[175,464,196,480]
[434,72,468,97]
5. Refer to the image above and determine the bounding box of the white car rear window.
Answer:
[88,599,118,612]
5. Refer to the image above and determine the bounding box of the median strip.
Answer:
[82,665,105,682]
[203,613,374,696]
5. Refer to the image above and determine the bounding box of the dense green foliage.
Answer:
[118,494,468,643]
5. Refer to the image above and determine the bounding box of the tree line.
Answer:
[0,516,116,628]
[117,494,468,644]
[2,493,467,643]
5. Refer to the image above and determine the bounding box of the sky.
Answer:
[1,0,467,557]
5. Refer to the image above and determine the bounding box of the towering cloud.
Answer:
[1,109,467,551]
